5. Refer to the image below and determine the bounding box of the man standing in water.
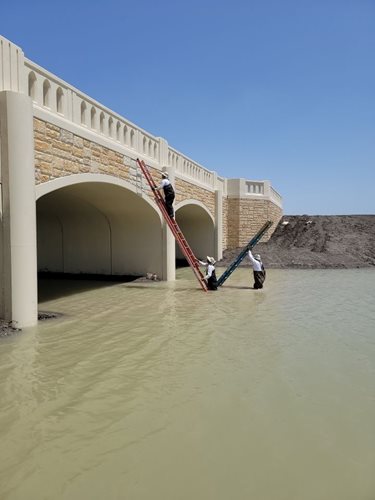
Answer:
[154,172,175,218]
[248,250,266,289]
[197,256,218,290]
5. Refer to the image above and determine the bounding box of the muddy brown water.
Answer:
[0,268,374,500]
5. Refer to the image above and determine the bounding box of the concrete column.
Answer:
[0,91,38,327]
[215,188,223,261]
[161,164,175,281]
[162,220,175,281]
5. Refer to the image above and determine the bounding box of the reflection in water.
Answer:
[0,269,374,500]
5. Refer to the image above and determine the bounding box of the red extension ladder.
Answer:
[136,158,208,292]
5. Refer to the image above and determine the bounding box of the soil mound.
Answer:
[218,215,375,269]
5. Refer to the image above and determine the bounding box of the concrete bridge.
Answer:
[0,35,283,327]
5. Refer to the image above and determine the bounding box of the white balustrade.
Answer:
[24,59,150,158]
[169,147,215,189]
[246,181,264,195]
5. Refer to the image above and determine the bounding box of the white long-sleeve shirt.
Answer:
[248,250,263,271]
[198,260,215,279]
[158,178,171,189]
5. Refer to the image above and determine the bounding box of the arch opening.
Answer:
[37,181,163,297]
[175,203,215,266]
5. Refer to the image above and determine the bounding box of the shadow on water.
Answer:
[38,273,140,302]
[220,285,252,290]
[175,258,190,269]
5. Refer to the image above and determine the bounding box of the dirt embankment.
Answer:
[218,215,375,269]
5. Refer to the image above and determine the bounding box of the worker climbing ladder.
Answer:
[217,220,273,287]
[136,159,208,292]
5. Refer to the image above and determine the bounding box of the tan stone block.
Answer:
[34,119,46,133]
[52,140,72,153]
[35,151,52,163]
[81,157,91,167]
[73,146,84,158]
[52,148,71,160]
[34,130,46,141]
[63,160,79,173]
[92,149,101,158]
[35,173,50,184]
[46,128,60,139]
[119,170,129,181]
[39,161,53,174]
[50,170,65,180]
[108,166,119,176]
[53,157,64,170]
[47,123,60,132]
[60,130,74,144]
[107,150,117,161]
[100,156,110,167]
[91,143,102,153]
[35,139,51,152]
[73,136,84,148]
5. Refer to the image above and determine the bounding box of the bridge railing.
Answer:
[24,59,161,161]
[227,179,283,208]
[168,146,216,189]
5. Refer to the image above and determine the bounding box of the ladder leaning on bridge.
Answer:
[136,159,208,292]
[217,220,273,287]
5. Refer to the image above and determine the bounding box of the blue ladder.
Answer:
[217,220,273,287]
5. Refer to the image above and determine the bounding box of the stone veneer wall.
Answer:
[34,118,130,184]
[227,198,282,249]
[174,178,215,218]
[222,197,229,250]
[227,198,240,249]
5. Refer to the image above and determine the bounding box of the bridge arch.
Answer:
[36,174,163,278]
[175,199,215,262]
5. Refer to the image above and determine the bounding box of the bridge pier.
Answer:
[0,91,38,327]
[162,165,176,281]
[215,187,223,261]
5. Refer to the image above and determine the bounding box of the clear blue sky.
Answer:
[2,0,374,214]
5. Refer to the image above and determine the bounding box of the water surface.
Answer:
[0,269,374,500]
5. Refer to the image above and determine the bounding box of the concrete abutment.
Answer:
[0,91,38,328]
